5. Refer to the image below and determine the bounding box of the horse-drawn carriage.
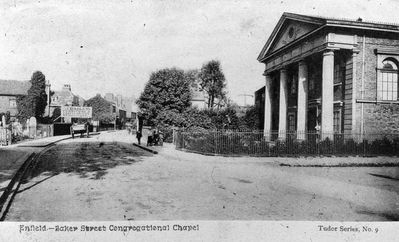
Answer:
[70,123,89,139]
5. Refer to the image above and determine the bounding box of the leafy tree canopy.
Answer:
[199,60,227,109]
[155,106,242,131]
[17,71,47,121]
[137,68,192,126]
[84,94,114,124]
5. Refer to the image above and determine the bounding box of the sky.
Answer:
[1,0,398,106]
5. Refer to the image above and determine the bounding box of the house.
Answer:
[0,80,30,118]
[190,79,207,109]
[104,93,127,123]
[49,84,84,110]
[257,12,399,140]
[47,84,85,123]
[122,96,138,121]
[50,84,84,106]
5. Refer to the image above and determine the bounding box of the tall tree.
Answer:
[199,60,227,109]
[84,94,115,124]
[136,68,192,126]
[17,71,47,121]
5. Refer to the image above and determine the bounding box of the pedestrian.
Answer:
[136,130,142,145]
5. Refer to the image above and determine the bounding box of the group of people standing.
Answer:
[133,128,163,146]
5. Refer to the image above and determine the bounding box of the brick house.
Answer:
[256,12,399,140]
[48,84,85,118]
[0,80,30,118]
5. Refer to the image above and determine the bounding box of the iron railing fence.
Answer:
[174,130,399,157]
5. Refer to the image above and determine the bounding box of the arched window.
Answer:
[377,58,398,101]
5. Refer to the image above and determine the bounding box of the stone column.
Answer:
[322,50,335,139]
[264,74,272,140]
[297,61,308,140]
[278,69,288,140]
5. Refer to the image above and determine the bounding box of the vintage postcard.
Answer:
[0,0,398,241]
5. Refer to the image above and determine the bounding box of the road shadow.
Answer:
[23,142,153,181]
[368,173,399,181]
[0,149,30,184]
[356,209,399,221]
[18,175,56,193]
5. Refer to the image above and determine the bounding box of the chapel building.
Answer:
[257,12,399,140]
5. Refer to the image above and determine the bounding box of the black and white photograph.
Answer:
[0,0,398,241]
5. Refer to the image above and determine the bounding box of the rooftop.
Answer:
[258,12,399,61]
[282,12,399,32]
[0,80,30,96]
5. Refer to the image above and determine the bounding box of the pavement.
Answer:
[0,132,102,199]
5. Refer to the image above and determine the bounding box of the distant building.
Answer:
[257,12,399,139]
[0,79,30,119]
[48,84,85,120]
[104,93,141,125]
[190,79,206,109]
[122,96,138,121]
[104,93,127,122]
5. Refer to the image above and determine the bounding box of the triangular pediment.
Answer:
[269,20,320,52]
[258,13,325,61]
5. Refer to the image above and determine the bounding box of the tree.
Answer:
[136,68,192,126]
[17,71,47,121]
[240,105,261,130]
[199,60,227,109]
[84,94,115,124]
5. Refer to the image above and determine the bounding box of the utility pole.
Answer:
[46,80,51,117]
[238,93,254,106]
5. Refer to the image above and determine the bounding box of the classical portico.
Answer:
[258,13,360,140]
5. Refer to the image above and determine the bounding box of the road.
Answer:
[4,131,399,221]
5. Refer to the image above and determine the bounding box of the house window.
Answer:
[287,113,296,131]
[9,98,17,108]
[334,63,344,84]
[377,59,398,101]
[333,60,345,102]
[333,109,341,133]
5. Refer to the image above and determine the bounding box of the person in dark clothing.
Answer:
[153,129,159,145]
[136,130,142,145]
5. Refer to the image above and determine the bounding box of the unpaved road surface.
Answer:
[4,131,399,221]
